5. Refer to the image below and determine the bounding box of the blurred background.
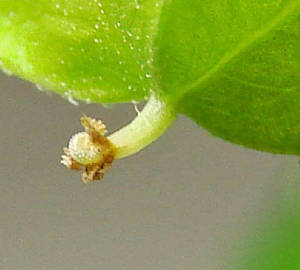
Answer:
[0,72,299,269]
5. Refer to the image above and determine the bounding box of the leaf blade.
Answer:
[154,0,300,154]
[0,0,163,103]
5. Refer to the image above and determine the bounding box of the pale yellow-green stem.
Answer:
[109,94,176,159]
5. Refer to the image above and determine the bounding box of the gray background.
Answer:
[0,72,298,269]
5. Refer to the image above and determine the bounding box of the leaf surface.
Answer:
[0,0,299,154]
[0,0,163,103]
[154,0,300,154]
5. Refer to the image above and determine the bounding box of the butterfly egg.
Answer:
[68,132,103,165]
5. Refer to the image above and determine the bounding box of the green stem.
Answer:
[108,95,176,159]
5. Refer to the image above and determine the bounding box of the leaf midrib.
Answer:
[178,0,299,98]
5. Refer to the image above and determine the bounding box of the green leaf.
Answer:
[154,0,300,154]
[0,0,299,154]
[0,0,161,103]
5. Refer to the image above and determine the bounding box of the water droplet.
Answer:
[2,68,13,76]
[146,58,153,65]
[145,73,152,78]
[134,0,140,9]
[129,44,134,50]
[35,84,44,91]
[64,90,79,106]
